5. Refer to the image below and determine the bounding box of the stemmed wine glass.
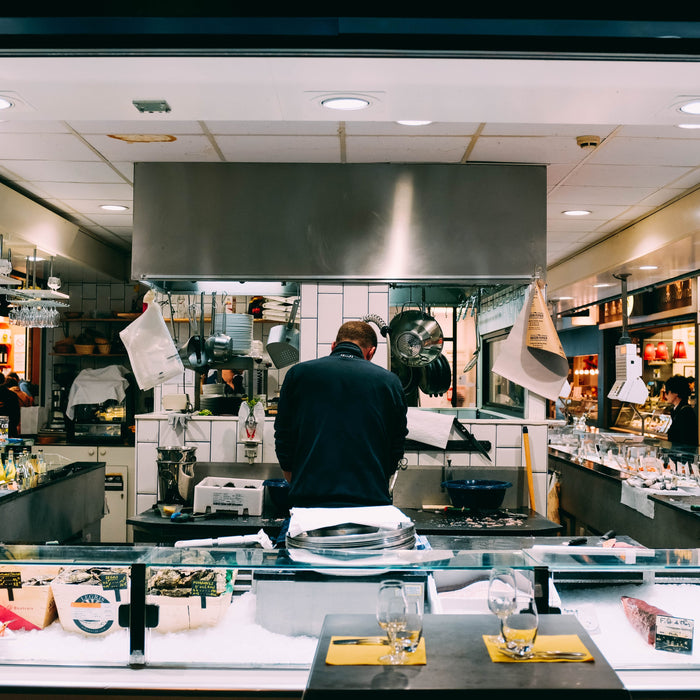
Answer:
[487,567,517,644]
[376,580,408,664]
[502,588,539,657]
[398,590,423,653]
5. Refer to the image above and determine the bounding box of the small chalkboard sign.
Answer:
[0,571,22,602]
[656,615,694,654]
[191,579,218,609]
[99,572,128,603]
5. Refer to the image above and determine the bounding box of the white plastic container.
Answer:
[193,477,264,515]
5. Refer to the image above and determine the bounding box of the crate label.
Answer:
[70,593,114,635]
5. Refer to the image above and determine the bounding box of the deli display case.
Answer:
[0,542,698,697]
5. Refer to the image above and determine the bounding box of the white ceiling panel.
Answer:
[565,164,694,188]
[547,185,658,205]
[588,136,700,166]
[0,121,70,133]
[69,120,205,135]
[29,182,134,199]
[0,133,99,160]
[346,122,479,136]
[79,134,221,162]
[56,199,132,214]
[346,136,467,162]
[468,137,582,164]
[215,135,341,162]
[481,124,619,138]
[206,120,340,136]
[0,160,124,183]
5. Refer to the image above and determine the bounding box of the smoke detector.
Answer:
[576,135,601,150]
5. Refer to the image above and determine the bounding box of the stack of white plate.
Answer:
[223,313,254,355]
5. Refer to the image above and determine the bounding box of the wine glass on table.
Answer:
[487,567,517,644]
[502,588,539,657]
[398,588,423,653]
[376,580,408,664]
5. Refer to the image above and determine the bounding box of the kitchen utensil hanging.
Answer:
[266,298,300,369]
[363,305,443,367]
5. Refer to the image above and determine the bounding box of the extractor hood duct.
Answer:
[132,163,545,286]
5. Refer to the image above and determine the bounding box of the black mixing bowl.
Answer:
[441,479,512,510]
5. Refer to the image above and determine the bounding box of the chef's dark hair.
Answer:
[665,374,691,400]
[336,321,377,350]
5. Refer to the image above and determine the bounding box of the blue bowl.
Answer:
[440,479,512,510]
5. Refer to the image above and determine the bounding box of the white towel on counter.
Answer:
[65,365,130,419]
[287,505,413,538]
[620,480,655,519]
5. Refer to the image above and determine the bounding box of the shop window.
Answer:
[482,330,525,417]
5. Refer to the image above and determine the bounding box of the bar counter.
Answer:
[549,447,700,547]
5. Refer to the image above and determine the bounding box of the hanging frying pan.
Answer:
[363,308,443,368]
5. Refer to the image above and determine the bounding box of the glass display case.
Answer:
[613,405,673,439]
[0,543,698,695]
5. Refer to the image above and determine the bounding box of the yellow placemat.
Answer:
[483,634,594,663]
[326,636,427,665]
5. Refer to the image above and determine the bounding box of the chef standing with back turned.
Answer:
[274,321,408,512]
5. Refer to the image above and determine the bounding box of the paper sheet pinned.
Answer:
[406,408,454,449]
[492,281,569,401]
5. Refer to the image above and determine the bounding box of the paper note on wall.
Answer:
[492,281,569,401]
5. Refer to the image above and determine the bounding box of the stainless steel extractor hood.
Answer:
[132,162,546,287]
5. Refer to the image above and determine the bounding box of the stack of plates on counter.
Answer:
[287,522,415,551]
[262,295,299,322]
[222,313,254,354]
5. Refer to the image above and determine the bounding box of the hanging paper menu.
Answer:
[492,281,569,401]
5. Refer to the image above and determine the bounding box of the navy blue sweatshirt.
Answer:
[274,342,408,508]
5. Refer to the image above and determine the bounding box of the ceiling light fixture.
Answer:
[679,100,700,115]
[593,283,612,288]
[563,210,591,216]
[321,96,371,111]
[100,204,129,211]
[678,123,700,129]
[639,265,658,270]
[396,120,433,126]
[0,97,13,110]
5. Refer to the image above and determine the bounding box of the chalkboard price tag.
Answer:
[191,579,218,609]
[0,571,22,601]
[656,615,694,654]
[100,573,127,602]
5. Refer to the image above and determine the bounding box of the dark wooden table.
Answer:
[304,613,629,700]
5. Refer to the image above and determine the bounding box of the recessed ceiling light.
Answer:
[321,96,371,111]
[396,120,433,126]
[557,296,574,300]
[639,265,658,270]
[563,210,591,216]
[0,97,13,110]
[593,283,612,288]
[679,100,700,115]
[27,256,44,262]
[678,123,700,129]
[100,204,129,211]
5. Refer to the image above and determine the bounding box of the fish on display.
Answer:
[621,595,672,645]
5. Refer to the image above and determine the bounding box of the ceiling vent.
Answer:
[576,135,601,150]
[132,100,171,114]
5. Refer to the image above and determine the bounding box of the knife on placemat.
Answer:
[333,637,388,645]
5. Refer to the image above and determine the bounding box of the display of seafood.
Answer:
[147,567,228,598]
[52,567,129,585]
[621,595,671,645]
